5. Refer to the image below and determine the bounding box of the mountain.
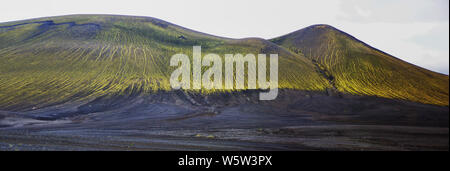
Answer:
[0,15,328,110]
[0,15,448,111]
[0,15,448,151]
[271,24,449,106]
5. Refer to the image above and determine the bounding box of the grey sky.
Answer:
[1,0,448,74]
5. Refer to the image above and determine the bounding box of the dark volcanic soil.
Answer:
[0,90,448,151]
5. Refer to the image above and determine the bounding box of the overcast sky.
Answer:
[1,0,448,74]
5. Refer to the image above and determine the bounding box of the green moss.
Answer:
[0,15,328,110]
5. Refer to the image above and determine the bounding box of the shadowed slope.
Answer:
[0,15,328,111]
[271,24,449,106]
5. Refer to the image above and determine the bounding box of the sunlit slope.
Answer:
[0,15,328,110]
[271,25,449,106]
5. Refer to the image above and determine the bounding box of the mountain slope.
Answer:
[0,15,328,110]
[0,15,447,111]
[271,24,449,106]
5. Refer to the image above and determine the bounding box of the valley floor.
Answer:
[0,125,448,151]
[0,90,448,151]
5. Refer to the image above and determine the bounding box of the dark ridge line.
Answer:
[0,20,102,45]
[284,45,340,96]
[311,59,340,97]
[0,20,101,29]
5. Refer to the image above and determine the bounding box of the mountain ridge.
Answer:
[272,24,448,76]
[0,14,448,109]
[271,24,448,106]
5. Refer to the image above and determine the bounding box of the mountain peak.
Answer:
[271,24,449,106]
[306,24,336,29]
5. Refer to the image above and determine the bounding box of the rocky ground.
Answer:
[0,90,448,150]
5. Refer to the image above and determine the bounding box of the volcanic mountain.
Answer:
[0,15,447,110]
[271,25,449,106]
[0,15,448,150]
[0,15,329,111]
